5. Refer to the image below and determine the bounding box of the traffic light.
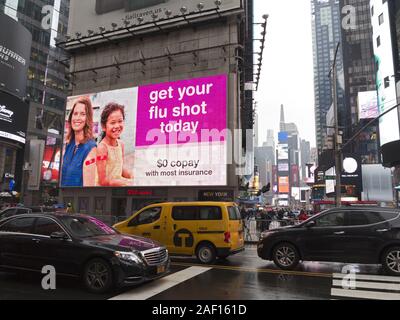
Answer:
[261,183,271,194]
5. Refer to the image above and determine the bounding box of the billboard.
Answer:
[278,177,289,194]
[68,0,242,38]
[42,146,61,184]
[277,144,289,160]
[304,163,316,184]
[358,91,379,120]
[371,0,400,146]
[61,74,227,188]
[0,13,32,98]
[0,91,29,144]
[277,162,289,172]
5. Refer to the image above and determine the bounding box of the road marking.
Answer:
[109,266,212,300]
[331,288,400,300]
[171,262,332,278]
[333,273,400,283]
[331,274,400,300]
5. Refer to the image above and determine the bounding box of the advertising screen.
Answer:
[68,0,242,38]
[358,91,379,120]
[0,13,32,98]
[278,162,289,172]
[277,144,289,160]
[42,146,61,184]
[61,74,227,188]
[278,177,289,194]
[371,0,400,146]
[0,91,28,144]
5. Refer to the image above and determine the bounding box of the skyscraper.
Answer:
[0,0,70,204]
[340,0,379,164]
[312,0,345,155]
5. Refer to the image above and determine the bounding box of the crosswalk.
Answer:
[331,273,400,300]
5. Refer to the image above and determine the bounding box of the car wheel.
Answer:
[83,258,113,294]
[382,247,400,276]
[272,243,300,270]
[196,243,216,264]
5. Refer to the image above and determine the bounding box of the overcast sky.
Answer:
[254,0,316,148]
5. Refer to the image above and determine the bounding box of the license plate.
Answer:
[157,265,166,274]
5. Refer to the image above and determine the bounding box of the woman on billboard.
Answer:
[96,103,133,186]
[61,96,97,187]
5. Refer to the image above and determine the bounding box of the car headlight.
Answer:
[114,251,143,264]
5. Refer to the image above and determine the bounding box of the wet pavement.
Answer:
[0,245,392,300]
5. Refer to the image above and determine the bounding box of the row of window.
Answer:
[0,217,63,237]
[130,206,241,226]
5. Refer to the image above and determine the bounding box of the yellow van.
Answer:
[113,202,245,264]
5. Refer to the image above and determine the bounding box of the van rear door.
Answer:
[227,206,244,251]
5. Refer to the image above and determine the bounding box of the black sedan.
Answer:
[257,207,400,276]
[0,213,170,293]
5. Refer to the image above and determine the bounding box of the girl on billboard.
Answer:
[61,96,97,187]
[96,102,133,187]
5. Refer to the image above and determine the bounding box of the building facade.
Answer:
[312,0,345,155]
[59,0,256,217]
[0,0,70,205]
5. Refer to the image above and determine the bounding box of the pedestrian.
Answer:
[298,210,308,221]
[66,202,74,214]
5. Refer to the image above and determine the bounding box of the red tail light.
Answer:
[224,232,231,243]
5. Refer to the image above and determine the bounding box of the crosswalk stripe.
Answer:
[333,273,400,283]
[331,288,400,300]
[109,266,212,301]
[332,280,400,291]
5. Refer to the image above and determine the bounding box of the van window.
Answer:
[199,207,222,220]
[228,207,241,220]
[172,207,198,220]
[131,207,161,226]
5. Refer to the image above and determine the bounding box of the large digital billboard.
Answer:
[371,0,400,146]
[0,13,32,98]
[0,91,28,144]
[68,0,242,38]
[61,74,227,188]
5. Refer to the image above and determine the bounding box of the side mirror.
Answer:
[305,221,316,229]
[50,231,69,240]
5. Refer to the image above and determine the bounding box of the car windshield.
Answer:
[59,216,118,238]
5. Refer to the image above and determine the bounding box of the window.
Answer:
[315,212,345,227]
[384,77,390,88]
[0,217,35,233]
[172,207,198,221]
[379,13,384,25]
[34,218,63,237]
[0,209,17,219]
[377,36,381,47]
[346,212,370,226]
[131,207,161,226]
[95,198,106,215]
[228,207,241,221]
[199,207,222,221]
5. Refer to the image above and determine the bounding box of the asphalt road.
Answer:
[0,245,398,300]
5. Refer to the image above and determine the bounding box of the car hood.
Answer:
[81,234,162,252]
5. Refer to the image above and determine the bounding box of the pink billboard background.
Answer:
[136,74,227,147]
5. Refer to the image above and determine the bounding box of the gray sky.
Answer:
[254,0,316,148]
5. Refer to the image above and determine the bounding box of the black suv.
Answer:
[257,207,400,276]
[0,213,170,293]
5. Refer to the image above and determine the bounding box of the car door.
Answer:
[340,211,394,264]
[30,217,79,275]
[123,207,164,243]
[0,216,36,269]
[165,206,198,255]
[299,211,347,261]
